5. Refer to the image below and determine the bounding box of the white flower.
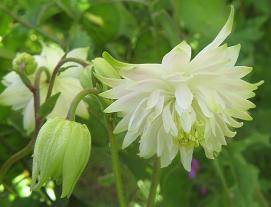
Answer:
[0,44,89,133]
[96,7,263,171]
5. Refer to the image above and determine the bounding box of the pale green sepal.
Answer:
[80,65,93,89]
[102,51,135,71]
[93,57,120,78]
[179,146,194,171]
[61,123,91,198]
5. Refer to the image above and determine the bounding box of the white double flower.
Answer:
[96,7,263,171]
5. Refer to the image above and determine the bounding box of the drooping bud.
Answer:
[93,57,120,79]
[12,52,37,75]
[31,117,91,198]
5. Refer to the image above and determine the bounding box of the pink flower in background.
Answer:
[188,159,199,178]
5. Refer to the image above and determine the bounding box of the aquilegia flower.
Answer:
[95,7,263,171]
[0,44,89,133]
[32,117,91,198]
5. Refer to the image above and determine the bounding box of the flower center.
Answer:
[173,122,205,147]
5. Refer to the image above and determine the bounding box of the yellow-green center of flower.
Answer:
[174,122,204,147]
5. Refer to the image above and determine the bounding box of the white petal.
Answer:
[197,6,234,56]
[179,146,194,171]
[120,64,165,81]
[61,47,89,78]
[148,95,164,122]
[37,43,64,71]
[162,41,191,71]
[104,91,144,113]
[157,127,165,157]
[114,112,133,134]
[128,98,148,131]
[147,91,160,109]
[122,130,140,149]
[180,108,196,133]
[162,102,177,136]
[139,120,160,158]
[175,84,193,111]
[0,79,32,110]
[196,94,213,118]
[47,78,89,119]
[23,98,35,133]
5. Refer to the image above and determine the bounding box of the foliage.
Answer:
[0,0,270,206]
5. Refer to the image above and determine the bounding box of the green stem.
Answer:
[0,137,35,183]
[45,57,89,100]
[0,3,64,47]
[66,88,99,121]
[105,117,126,207]
[146,157,160,207]
[213,159,232,206]
[17,71,35,93]
[0,71,43,182]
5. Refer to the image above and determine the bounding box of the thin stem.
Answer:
[17,71,35,93]
[213,159,232,206]
[146,157,160,207]
[0,88,41,183]
[66,88,99,121]
[45,56,89,100]
[0,69,46,182]
[105,117,126,207]
[0,136,34,182]
[0,3,64,47]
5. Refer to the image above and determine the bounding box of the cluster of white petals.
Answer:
[97,8,263,170]
[0,44,89,133]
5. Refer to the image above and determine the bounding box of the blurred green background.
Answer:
[0,0,270,206]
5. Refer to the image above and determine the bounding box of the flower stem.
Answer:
[0,71,43,182]
[66,88,99,121]
[105,117,126,207]
[213,159,232,206]
[146,156,160,207]
[45,56,89,100]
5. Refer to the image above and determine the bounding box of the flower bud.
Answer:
[80,65,93,89]
[13,52,37,75]
[93,57,120,79]
[31,117,91,198]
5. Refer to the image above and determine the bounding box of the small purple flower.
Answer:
[188,159,199,178]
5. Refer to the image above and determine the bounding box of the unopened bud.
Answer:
[31,117,91,198]
[13,52,37,75]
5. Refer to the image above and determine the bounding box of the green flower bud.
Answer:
[13,52,37,75]
[31,117,91,198]
[80,65,93,89]
[93,57,120,79]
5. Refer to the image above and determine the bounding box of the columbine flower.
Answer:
[0,44,89,133]
[95,7,263,171]
[32,117,91,198]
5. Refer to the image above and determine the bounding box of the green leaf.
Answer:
[154,10,181,47]
[172,0,229,39]
[68,24,93,50]
[38,92,61,118]
[133,30,171,63]
[82,3,121,44]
